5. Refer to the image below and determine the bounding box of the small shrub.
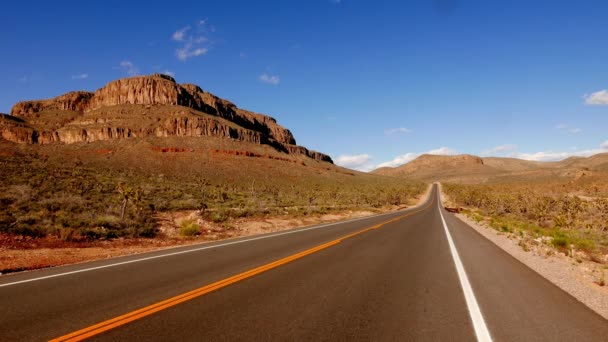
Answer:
[518,239,530,252]
[574,239,595,252]
[59,228,77,241]
[596,271,606,287]
[552,233,570,249]
[210,210,229,223]
[180,219,200,236]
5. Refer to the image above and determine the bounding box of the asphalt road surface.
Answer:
[1,184,606,341]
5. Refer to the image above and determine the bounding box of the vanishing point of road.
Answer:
[1,184,607,341]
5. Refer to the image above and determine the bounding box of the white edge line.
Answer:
[437,186,493,342]
[0,194,431,288]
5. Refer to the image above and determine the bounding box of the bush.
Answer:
[551,233,570,249]
[210,210,229,223]
[180,219,201,236]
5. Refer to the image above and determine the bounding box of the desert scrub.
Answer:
[445,182,608,258]
[0,149,425,241]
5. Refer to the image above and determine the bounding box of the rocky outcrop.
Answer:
[11,92,93,117]
[0,114,38,144]
[4,74,332,163]
[88,74,188,110]
[285,145,334,163]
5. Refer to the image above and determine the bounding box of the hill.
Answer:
[372,153,608,183]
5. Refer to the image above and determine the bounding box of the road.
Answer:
[1,184,606,341]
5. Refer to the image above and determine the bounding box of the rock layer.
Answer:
[5,74,332,163]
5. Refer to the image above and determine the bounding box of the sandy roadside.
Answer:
[1,186,432,275]
[438,183,608,320]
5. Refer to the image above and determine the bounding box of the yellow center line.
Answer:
[50,196,435,342]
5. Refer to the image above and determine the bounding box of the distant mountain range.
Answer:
[372,153,608,183]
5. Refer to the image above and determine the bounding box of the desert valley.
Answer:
[1,74,607,280]
[3,3,608,340]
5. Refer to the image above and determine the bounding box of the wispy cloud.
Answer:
[480,144,517,156]
[176,46,208,61]
[172,20,211,61]
[335,154,374,172]
[377,147,457,168]
[259,73,280,85]
[18,76,28,83]
[584,89,608,105]
[71,73,88,80]
[119,60,139,76]
[555,123,583,134]
[385,127,412,135]
[172,26,190,42]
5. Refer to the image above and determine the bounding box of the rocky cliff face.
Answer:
[11,92,94,118]
[5,74,332,163]
[87,74,186,109]
[0,114,38,144]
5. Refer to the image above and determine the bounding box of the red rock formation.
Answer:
[88,74,188,110]
[4,74,333,163]
[11,92,93,117]
[0,114,38,144]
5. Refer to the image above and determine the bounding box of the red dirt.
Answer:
[152,147,194,153]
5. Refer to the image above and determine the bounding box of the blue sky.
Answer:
[1,0,607,171]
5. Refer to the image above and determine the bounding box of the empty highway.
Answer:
[1,184,606,341]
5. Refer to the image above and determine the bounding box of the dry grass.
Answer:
[0,137,425,245]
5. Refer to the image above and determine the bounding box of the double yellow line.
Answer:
[51,195,435,341]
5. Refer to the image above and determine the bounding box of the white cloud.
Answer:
[508,141,608,162]
[385,127,412,135]
[259,73,280,85]
[555,123,582,134]
[335,154,374,172]
[584,89,608,105]
[377,147,457,168]
[119,60,139,76]
[172,20,211,61]
[71,73,88,80]
[512,151,589,162]
[481,144,517,156]
[18,76,28,83]
[377,153,419,168]
[176,44,208,61]
[172,26,190,41]
[426,147,457,155]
